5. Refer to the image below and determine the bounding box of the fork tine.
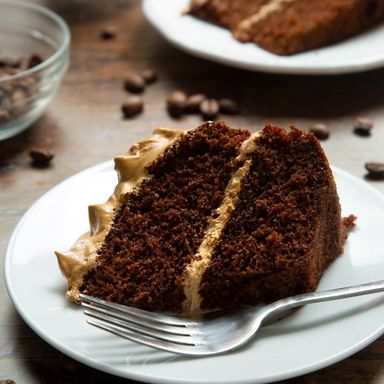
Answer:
[81,302,194,335]
[87,317,210,356]
[79,293,198,327]
[83,306,198,343]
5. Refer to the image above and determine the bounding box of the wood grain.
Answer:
[1,1,384,383]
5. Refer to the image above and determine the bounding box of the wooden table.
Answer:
[1,1,384,382]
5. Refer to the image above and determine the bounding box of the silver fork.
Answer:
[79,280,384,356]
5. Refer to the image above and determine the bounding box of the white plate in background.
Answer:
[143,0,384,75]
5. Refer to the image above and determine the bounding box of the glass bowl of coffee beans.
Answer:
[0,0,70,140]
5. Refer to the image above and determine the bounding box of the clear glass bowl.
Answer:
[0,0,70,140]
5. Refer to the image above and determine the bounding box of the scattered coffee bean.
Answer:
[141,68,158,84]
[218,98,240,115]
[354,117,373,136]
[165,90,242,120]
[309,123,330,140]
[0,380,16,384]
[121,96,144,118]
[365,162,384,179]
[167,91,187,118]
[200,98,219,120]
[29,148,54,168]
[124,74,145,94]
[185,93,206,113]
[100,26,117,40]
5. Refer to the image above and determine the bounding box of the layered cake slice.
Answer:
[56,122,353,315]
[187,0,384,55]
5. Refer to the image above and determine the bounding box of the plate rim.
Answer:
[142,0,384,75]
[4,161,384,384]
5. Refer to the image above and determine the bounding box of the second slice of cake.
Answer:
[187,0,384,55]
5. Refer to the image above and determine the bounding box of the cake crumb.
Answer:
[342,214,357,229]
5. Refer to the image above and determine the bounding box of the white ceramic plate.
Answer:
[5,162,384,384]
[142,0,384,75]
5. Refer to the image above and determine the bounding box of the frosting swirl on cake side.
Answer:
[55,127,184,302]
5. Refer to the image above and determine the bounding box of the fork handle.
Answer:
[261,279,384,322]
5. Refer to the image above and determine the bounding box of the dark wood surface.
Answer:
[1,1,384,383]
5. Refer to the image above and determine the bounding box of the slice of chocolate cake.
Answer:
[187,0,384,55]
[56,122,352,315]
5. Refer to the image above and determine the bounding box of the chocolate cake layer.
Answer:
[199,125,344,310]
[188,0,384,55]
[80,122,249,312]
[235,0,384,55]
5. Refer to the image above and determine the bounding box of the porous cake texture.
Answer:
[56,122,352,315]
[187,0,384,55]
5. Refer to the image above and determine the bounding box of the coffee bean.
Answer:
[0,54,40,123]
[365,162,384,179]
[100,26,117,40]
[185,93,206,113]
[121,96,143,118]
[309,123,330,140]
[0,380,16,384]
[141,69,158,84]
[166,91,187,118]
[124,74,145,94]
[200,98,219,120]
[218,98,240,115]
[354,117,373,136]
[29,148,54,168]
